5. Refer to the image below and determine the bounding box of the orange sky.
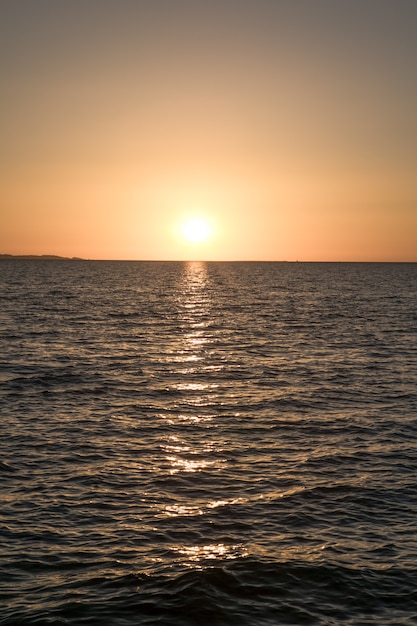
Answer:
[1,0,416,261]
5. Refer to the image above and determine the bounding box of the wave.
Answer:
[2,558,417,625]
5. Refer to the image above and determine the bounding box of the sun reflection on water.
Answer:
[158,262,241,564]
[163,496,244,518]
[168,261,217,420]
[174,382,212,392]
[172,543,249,567]
[166,456,216,474]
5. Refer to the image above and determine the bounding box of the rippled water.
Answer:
[1,260,417,625]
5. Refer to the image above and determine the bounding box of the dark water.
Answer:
[1,260,417,625]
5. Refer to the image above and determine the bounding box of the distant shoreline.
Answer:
[0,254,84,260]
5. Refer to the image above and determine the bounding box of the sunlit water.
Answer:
[1,260,417,625]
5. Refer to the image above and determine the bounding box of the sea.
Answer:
[1,260,417,625]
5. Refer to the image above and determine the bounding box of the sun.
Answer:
[181,218,212,243]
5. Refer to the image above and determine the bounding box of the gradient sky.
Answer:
[1,0,416,260]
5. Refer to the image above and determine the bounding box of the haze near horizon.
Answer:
[1,0,416,261]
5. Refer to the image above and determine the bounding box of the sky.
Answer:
[1,0,416,261]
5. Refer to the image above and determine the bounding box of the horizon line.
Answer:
[1,254,416,263]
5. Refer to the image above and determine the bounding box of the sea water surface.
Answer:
[1,261,417,625]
